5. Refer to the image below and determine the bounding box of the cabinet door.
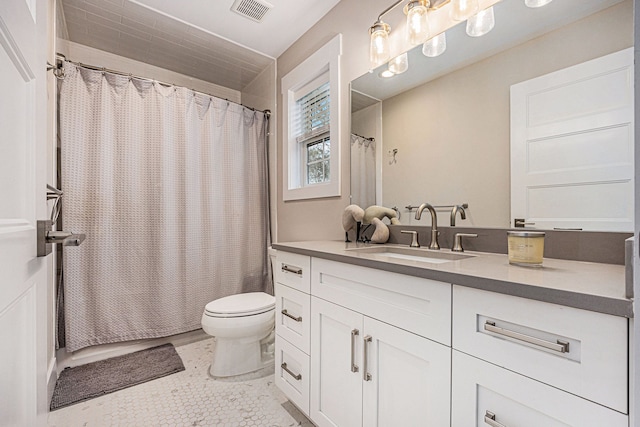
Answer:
[311,297,363,427]
[362,317,451,427]
[452,351,628,427]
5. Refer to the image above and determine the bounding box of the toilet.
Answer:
[201,249,277,377]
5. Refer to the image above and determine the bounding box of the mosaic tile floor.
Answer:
[48,338,313,427]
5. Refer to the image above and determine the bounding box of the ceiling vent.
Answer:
[230,0,273,23]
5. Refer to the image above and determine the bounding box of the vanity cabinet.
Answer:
[453,285,628,413]
[273,251,312,415]
[273,247,630,426]
[452,350,628,427]
[310,296,451,427]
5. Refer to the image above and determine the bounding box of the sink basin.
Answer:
[347,246,473,264]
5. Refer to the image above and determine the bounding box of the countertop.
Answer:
[272,240,632,318]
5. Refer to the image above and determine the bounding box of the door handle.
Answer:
[351,329,359,373]
[484,321,569,353]
[484,411,507,427]
[281,309,302,322]
[281,362,302,381]
[363,335,372,381]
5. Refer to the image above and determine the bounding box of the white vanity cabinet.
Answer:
[310,296,451,427]
[273,246,630,427]
[273,251,312,415]
[309,258,452,427]
[452,351,628,427]
[452,285,629,425]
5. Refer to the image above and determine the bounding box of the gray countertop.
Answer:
[272,240,632,318]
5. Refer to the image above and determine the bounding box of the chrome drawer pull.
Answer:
[281,309,302,322]
[484,321,570,353]
[484,411,507,427]
[351,329,360,373]
[363,335,372,381]
[281,362,302,381]
[281,264,302,275]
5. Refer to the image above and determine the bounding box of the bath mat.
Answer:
[50,343,185,410]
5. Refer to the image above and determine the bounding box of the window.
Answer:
[282,34,342,201]
[294,78,330,185]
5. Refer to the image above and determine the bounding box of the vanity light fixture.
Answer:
[370,20,392,68]
[404,0,431,46]
[450,0,479,21]
[422,32,446,57]
[388,53,409,74]
[525,0,553,7]
[466,6,495,37]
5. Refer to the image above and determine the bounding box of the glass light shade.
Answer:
[379,69,395,78]
[370,24,391,68]
[422,33,446,57]
[388,53,409,75]
[406,3,430,45]
[466,7,495,37]
[450,0,480,21]
[525,0,553,7]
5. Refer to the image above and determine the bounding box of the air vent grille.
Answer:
[230,0,273,23]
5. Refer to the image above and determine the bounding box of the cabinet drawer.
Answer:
[453,286,628,413]
[275,252,311,293]
[452,351,628,427]
[275,336,310,416]
[275,283,311,354]
[311,257,451,346]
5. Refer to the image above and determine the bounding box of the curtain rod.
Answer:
[351,132,375,142]
[48,53,270,117]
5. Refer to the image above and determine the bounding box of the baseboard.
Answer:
[55,329,209,373]
[47,357,57,404]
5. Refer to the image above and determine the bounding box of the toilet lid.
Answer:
[204,292,275,317]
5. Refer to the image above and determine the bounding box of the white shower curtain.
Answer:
[350,134,376,208]
[59,63,271,352]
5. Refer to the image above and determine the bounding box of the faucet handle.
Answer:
[400,230,420,248]
[452,233,478,252]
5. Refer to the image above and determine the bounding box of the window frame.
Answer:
[281,34,342,201]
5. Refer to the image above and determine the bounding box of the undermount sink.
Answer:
[347,246,474,264]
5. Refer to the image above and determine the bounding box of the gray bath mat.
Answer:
[50,343,185,410]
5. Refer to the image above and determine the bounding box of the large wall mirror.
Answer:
[350,0,633,231]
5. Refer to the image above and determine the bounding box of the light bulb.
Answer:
[466,7,495,37]
[450,0,479,21]
[369,22,391,68]
[406,1,430,46]
[388,53,409,75]
[525,0,553,7]
[422,33,446,57]
[379,69,395,78]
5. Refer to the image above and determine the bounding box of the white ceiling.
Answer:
[60,0,341,91]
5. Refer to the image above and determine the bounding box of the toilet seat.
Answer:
[204,292,275,318]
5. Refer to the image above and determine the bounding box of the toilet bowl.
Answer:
[201,248,277,377]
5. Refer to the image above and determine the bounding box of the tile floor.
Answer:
[48,338,313,427]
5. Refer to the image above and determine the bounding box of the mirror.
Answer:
[350,0,633,230]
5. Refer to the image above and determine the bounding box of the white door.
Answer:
[0,0,48,426]
[362,317,451,427]
[310,297,363,427]
[510,48,634,231]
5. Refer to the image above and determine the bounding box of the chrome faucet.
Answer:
[450,205,466,226]
[415,203,440,250]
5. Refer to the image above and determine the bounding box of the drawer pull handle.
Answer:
[484,411,507,427]
[281,309,302,322]
[281,362,302,381]
[351,329,360,373]
[363,335,372,381]
[281,264,302,275]
[484,321,570,353]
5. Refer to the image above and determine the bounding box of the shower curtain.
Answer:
[59,63,271,352]
[350,134,376,208]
